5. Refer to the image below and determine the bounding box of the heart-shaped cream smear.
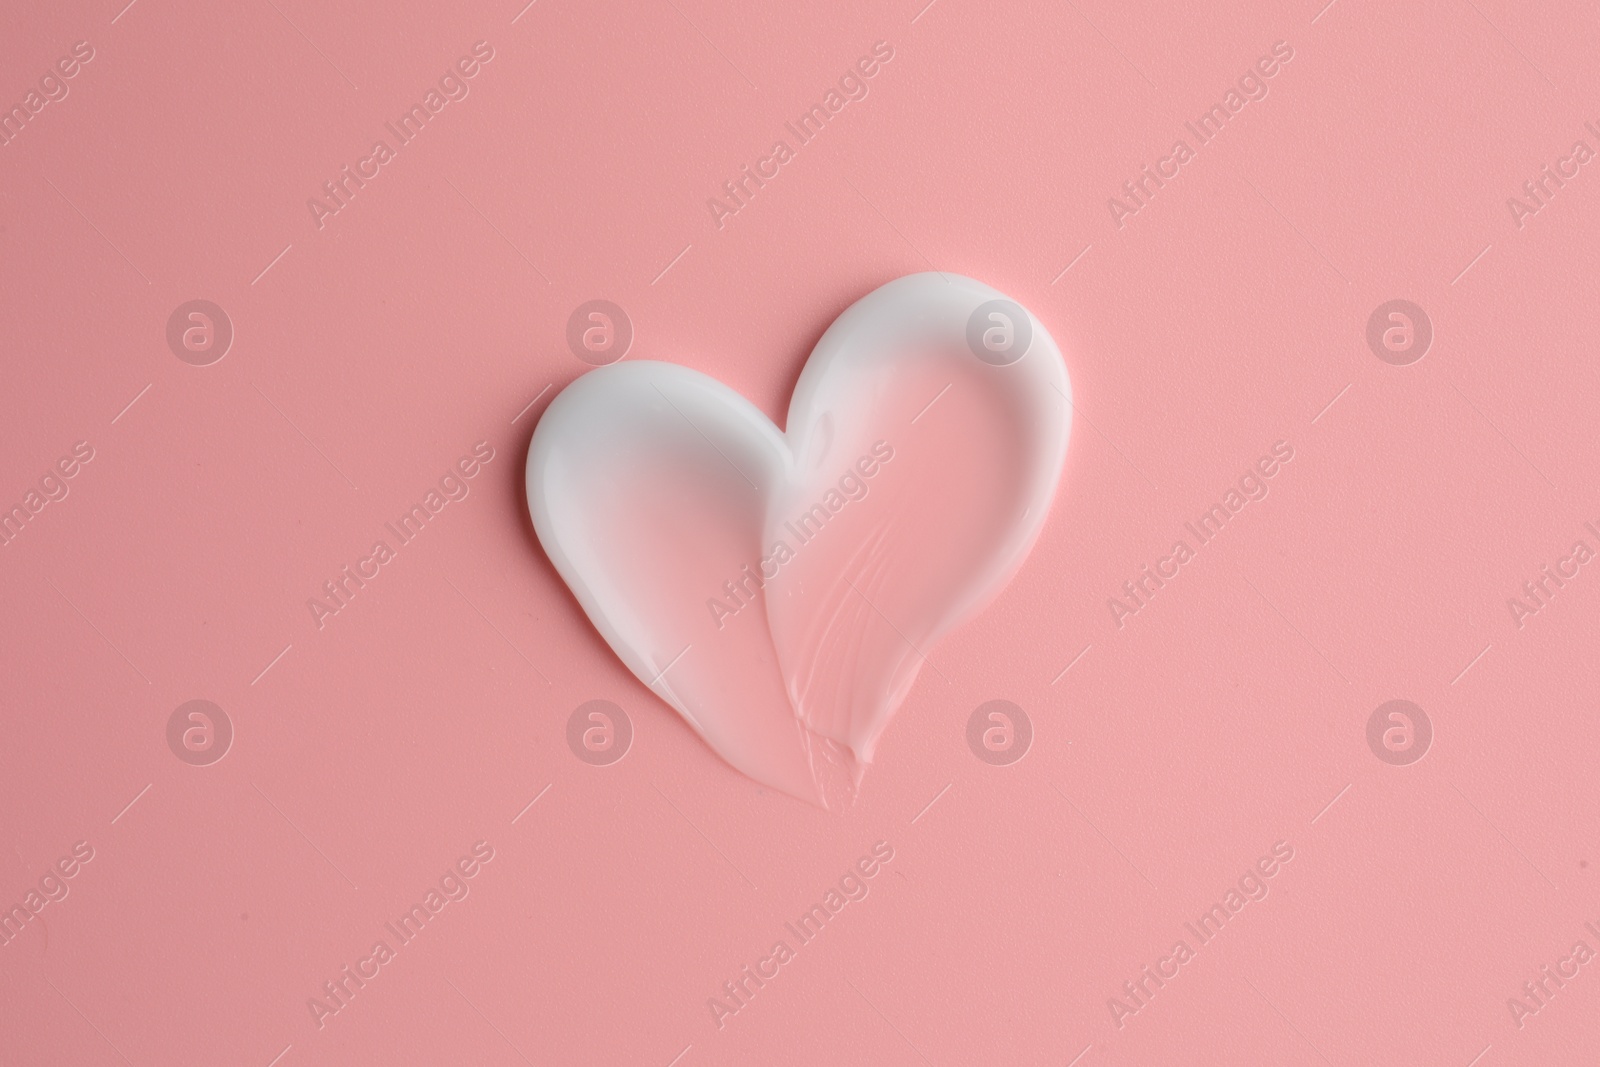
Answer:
[526,273,1070,808]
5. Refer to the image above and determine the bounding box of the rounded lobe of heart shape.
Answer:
[526,362,860,807]
[763,273,1071,767]
[526,273,1071,809]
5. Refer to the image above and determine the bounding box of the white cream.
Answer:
[526,273,1071,808]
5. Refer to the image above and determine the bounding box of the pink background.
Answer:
[3,0,1599,1064]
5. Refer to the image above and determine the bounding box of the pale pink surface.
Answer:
[2,0,1600,1065]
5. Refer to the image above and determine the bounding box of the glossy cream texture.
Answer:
[526,274,1071,808]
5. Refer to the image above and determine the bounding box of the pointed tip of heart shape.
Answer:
[799,729,865,812]
[528,272,1071,810]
